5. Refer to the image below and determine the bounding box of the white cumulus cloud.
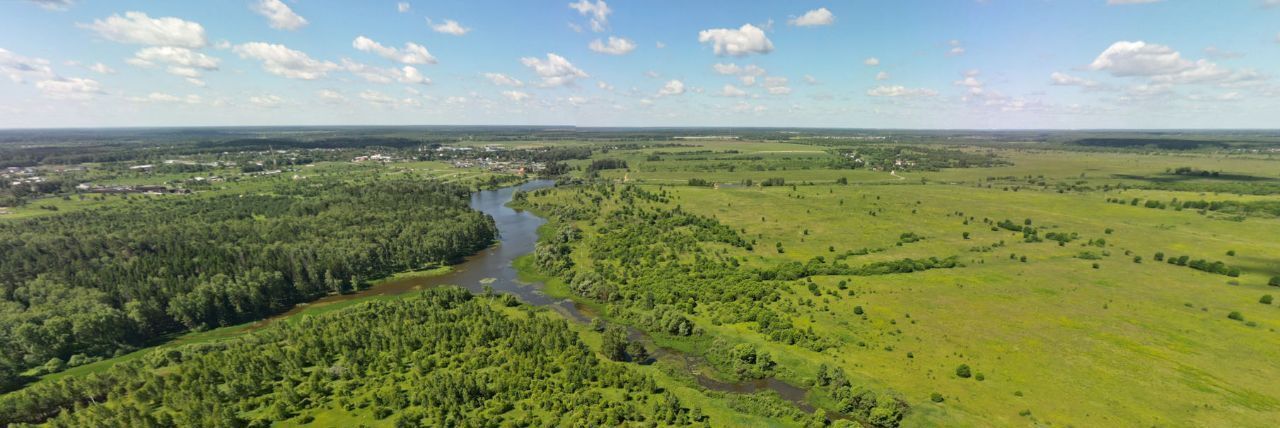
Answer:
[429,19,470,36]
[657,79,685,96]
[234,42,338,80]
[589,37,636,55]
[352,36,437,65]
[80,11,207,48]
[789,7,835,27]
[252,0,308,31]
[520,53,588,87]
[342,60,431,85]
[397,2,411,13]
[128,47,219,82]
[568,0,611,32]
[698,24,773,57]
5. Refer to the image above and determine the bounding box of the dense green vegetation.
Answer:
[3,128,1279,427]
[0,288,710,427]
[0,178,496,388]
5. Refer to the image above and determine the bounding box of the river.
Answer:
[252,179,824,416]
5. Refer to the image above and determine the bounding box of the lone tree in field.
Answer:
[1270,276,1280,287]
[955,364,972,378]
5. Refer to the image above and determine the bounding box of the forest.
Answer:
[0,178,497,390]
[0,287,707,427]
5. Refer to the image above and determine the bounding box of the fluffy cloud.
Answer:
[484,72,523,87]
[789,7,835,27]
[128,47,218,69]
[352,36,437,65]
[864,57,880,66]
[588,37,636,55]
[520,53,588,87]
[36,77,102,100]
[128,47,219,83]
[568,0,611,32]
[234,42,338,80]
[397,2,411,13]
[252,0,308,31]
[1050,72,1100,88]
[698,24,773,57]
[947,40,965,56]
[657,79,685,96]
[80,11,206,48]
[720,84,747,97]
[430,19,470,36]
[249,94,284,108]
[502,90,531,102]
[1088,40,1254,89]
[954,70,983,94]
[1089,41,1191,76]
[342,60,430,85]
[867,85,938,97]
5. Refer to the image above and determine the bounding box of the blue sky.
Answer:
[1,0,1278,129]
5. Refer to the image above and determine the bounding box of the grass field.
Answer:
[520,140,1280,427]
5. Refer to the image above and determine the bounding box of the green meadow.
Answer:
[518,140,1280,427]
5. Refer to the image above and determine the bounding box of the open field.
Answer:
[516,139,1280,427]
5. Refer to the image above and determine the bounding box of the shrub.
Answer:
[1227,311,1244,321]
[1154,252,1164,261]
[1261,295,1273,305]
[930,393,944,403]
[1270,276,1280,287]
[955,364,972,378]
[853,306,864,315]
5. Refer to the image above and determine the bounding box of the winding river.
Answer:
[254,179,823,415]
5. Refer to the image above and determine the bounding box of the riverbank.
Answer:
[508,196,849,423]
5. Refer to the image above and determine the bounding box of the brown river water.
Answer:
[249,179,824,415]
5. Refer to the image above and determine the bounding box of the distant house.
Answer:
[129,164,155,171]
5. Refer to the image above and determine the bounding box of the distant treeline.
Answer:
[1071,138,1227,150]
